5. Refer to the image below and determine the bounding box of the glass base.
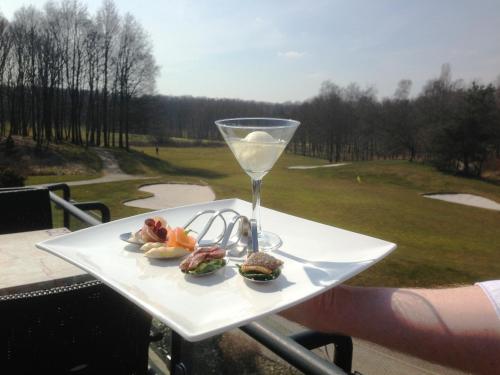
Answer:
[257,230,282,251]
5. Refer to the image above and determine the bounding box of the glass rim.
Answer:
[215,117,300,129]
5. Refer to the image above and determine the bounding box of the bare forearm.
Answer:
[282,285,500,374]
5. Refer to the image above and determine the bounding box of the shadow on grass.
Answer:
[434,162,500,187]
[0,136,102,174]
[112,148,226,179]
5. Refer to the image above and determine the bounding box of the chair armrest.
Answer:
[73,201,111,223]
[47,184,110,225]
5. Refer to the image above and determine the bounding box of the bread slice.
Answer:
[240,265,273,274]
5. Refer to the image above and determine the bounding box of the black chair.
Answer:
[0,186,158,374]
[0,280,153,374]
[0,187,53,234]
[0,185,110,234]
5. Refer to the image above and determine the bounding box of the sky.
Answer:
[1,0,500,103]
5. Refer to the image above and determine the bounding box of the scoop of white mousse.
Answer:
[243,130,274,143]
[231,130,285,176]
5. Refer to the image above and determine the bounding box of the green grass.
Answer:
[111,147,225,179]
[45,146,500,288]
[49,178,162,231]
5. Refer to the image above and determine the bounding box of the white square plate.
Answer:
[37,199,396,341]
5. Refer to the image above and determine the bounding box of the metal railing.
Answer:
[241,322,349,375]
[46,183,110,227]
[290,330,353,373]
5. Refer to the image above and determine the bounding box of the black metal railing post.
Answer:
[74,202,111,223]
[290,331,353,373]
[49,192,101,227]
[46,183,71,228]
[240,321,348,375]
[46,183,111,226]
[170,331,188,375]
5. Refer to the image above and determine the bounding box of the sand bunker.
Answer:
[288,163,350,170]
[124,184,215,210]
[423,193,500,211]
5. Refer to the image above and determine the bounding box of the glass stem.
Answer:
[251,178,262,234]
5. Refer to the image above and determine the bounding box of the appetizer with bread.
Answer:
[238,252,283,282]
[125,216,197,259]
[179,246,226,275]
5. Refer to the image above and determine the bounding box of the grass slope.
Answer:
[1,136,102,180]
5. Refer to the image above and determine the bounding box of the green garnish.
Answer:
[237,265,281,281]
[187,259,226,275]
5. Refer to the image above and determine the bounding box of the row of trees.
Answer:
[0,1,498,176]
[131,65,499,177]
[128,95,293,143]
[0,0,157,149]
[291,65,500,176]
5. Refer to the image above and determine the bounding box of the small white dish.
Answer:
[238,266,281,283]
[119,231,143,245]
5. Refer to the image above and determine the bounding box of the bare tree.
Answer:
[394,79,412,100]
[9,7,38,137]
[84,16,101,146]
[59,0,88,144]
[97,0,119,147]
[0,13,12,137]
[0,0,158,148]
[440,63,452,86]
[114,13,157,149]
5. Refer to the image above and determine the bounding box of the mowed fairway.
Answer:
[69,146,500,288]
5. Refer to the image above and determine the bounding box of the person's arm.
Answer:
[281,285,500,374]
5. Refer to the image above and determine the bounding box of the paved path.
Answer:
[64,148,153,186]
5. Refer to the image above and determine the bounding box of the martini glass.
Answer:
[215,118,300,251]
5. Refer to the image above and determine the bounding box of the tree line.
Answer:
[289,66,500,176]
[293,65,499,176]
[132,64,500,177]
[1,1,498,177]
[0,0,157,149]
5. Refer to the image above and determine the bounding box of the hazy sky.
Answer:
[1,0,500,102]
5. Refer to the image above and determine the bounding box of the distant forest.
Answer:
[135,64,500,177]
[1,1,499,176]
